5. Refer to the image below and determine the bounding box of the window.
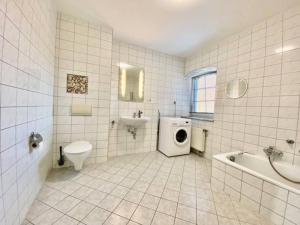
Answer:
[191,72,216,114]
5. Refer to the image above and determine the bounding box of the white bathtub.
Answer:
[212,151,300,225]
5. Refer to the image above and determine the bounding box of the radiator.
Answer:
[191,127,208,152]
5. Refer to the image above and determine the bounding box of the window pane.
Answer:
[206,74,216,88]
[206,88,215,101]
[197,89,205,101]
[192,89,198,102]
[197,101,206,112]
[198,76,205,89]
[191,72,217,114]
[206,101,215,113]
[193,101,198,112]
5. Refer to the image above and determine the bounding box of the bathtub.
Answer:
[211,151,300,225]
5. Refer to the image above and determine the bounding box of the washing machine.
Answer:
[158,117,191,156]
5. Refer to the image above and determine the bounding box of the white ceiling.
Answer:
[55,0,299,57]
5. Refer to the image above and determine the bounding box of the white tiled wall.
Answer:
[0,0,56,224]
[185,5,300,165]
[53,13,113,167]
[108,40,189,157]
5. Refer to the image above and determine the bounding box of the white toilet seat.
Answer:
[64,141,92,154]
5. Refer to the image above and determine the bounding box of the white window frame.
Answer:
[187,67,217,120]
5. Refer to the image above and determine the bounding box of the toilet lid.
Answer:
[64,141,92,154]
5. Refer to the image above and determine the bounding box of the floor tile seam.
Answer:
[30,153,212,225]
[31,195,97,225]
[35,154,149,224]
[100,153,151,191]
[174,156,188,223]
[100,152,160,224]
[128,154,176,225]
[75,167,140,224]
[149,156,178,225]
[194,159,199,225]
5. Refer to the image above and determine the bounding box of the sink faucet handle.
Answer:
[138,110,143,118]
[133,112,137,118]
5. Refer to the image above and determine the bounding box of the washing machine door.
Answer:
[174,128,188,146]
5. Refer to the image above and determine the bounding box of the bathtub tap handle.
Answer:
[263,146,274,157]
[263,146,283,160]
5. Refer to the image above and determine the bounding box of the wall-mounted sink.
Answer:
[120,116,150,127]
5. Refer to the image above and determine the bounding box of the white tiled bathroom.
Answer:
[1,0,300,225]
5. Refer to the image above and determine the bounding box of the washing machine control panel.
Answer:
[172,120,190,126]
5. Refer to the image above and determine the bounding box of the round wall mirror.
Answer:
[225,79,248,99]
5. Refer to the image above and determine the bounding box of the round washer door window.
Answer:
[174,128,188,145]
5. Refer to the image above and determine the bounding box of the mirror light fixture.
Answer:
[139,70,144,99]
[121,68,127,97]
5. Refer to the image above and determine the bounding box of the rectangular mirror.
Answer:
[118,63,145,102]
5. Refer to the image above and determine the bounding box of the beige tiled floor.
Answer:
[24,152,271,225]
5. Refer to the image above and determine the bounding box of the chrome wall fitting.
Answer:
[128,127,137,139]
[111,120,115,128]
[29,132,43,150]
[286,139,295,145]
[263,146,283,160]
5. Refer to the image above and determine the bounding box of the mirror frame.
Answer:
[225,78,248,99]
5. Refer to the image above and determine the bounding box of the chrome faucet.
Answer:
[263,146,283,160]
[138,110,143,118]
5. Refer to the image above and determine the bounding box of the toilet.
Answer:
[63,141,92,171]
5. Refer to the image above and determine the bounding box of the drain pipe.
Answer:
[128,127,137,139]
[203,129,208,152]
[174,100,176,117]
[156,110,160,150]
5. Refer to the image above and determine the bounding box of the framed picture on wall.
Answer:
[66,74,88,94]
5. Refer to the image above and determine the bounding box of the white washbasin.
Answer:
[120,116,150,127]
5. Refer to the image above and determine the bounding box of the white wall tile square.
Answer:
[108,40,189,157]
[53,13,113,167]
[1,2,300,225]
[0,0,56,224]
[186,5,300,164]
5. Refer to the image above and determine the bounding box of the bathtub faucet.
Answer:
[263,146,283,160]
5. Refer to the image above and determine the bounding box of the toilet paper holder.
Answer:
[29,132,43,150]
